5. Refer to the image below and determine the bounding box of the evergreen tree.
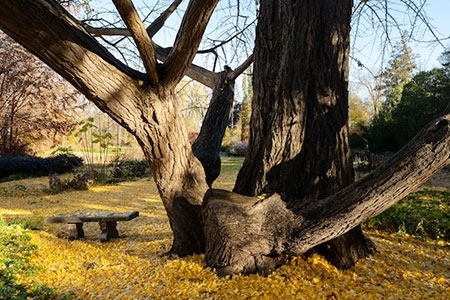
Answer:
[376,33,417,115]
[367,34,417,152]
[391,68,450,148]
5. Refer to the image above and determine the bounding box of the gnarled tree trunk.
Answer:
[205,114,450,275]
[232,0,373,269]
[0,0,215,256]
[192,68,235,186]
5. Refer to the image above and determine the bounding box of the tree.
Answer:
[389,68,450,150]
[376,33,417,114]
[348,92,371,150]
[226,0,376,272]
[0,32,80,156]
[240,70,252,142]
[1,0,450,277]
[366,35,417,152]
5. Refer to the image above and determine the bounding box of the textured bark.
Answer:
[233,0,374,269]
[205,114,450,275]
[192,68,235,186]
[0,0,213,256]
[203,189,302,276]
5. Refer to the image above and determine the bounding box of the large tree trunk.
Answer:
[0,0,215,257]
[233,0,372,268]
[205,114,450,275]
[133,90,208,256]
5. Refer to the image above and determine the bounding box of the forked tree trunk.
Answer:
[0,0,211,257]
[233,0,374,269]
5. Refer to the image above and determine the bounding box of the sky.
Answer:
[348,0,450,100]
[84,0,450,102]
[350,0,450,74]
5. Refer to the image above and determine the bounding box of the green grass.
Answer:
[364,189,450,240]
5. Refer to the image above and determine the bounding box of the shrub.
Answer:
[0,154,83,180]
[47,172,90,194]
[228,142,248,157]
[0,219,71,299]
[110,159,150,181]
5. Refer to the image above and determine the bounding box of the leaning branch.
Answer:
[228,54,253,80]
[290,114,450,254]
[203,114,450,276]
[112,0,159,84]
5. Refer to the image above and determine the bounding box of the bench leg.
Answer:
[99,220,119,242]
[68,223,84,240]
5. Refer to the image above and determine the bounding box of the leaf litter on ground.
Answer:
[0,175,449,299]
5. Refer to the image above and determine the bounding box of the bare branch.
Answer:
[112,0,159,84]
[197,20,256,54]
[228,54,253,80]
[161,0,219,87]
[146,0,183,38]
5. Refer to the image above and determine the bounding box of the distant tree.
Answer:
[366,35,417,152]
[176,80,210,133]
[0,32,81,156]
[348,92,371,149]
[240,71,252,142]
[349,92,370,135]
[439,49,450,71]
[376,33,417,114]
[390,68,450,148]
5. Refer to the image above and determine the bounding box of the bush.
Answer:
[110,159,150,181]
[228,142,248,157]
[0,154,83,181]
[0,218,72,299]
[47,172,90,194]
[364,189,450,240]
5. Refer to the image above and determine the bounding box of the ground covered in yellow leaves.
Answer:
[1,174,449,299]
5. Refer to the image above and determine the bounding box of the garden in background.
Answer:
[1,157,449,299]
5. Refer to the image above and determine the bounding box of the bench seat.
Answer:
[45,211,139,242]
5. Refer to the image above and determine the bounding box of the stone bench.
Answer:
[45,211,139,242]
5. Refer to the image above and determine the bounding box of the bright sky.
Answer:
[86,1,450,102]
[351,0,450,74]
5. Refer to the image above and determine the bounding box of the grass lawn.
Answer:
[0,157,449,299]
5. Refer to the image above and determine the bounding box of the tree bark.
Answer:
[233,0,372,268]
[192,68,235,186]
[205,114,450,275]
[0,0,214,256]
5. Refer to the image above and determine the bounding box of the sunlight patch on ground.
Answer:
[1,176,449,299]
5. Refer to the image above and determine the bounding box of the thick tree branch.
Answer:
[84,22,220,87]
[112,0,159,84]
[290,114,450,253]
[161,0,219,87]
[0,0,144,130]
[204,114,450,275]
